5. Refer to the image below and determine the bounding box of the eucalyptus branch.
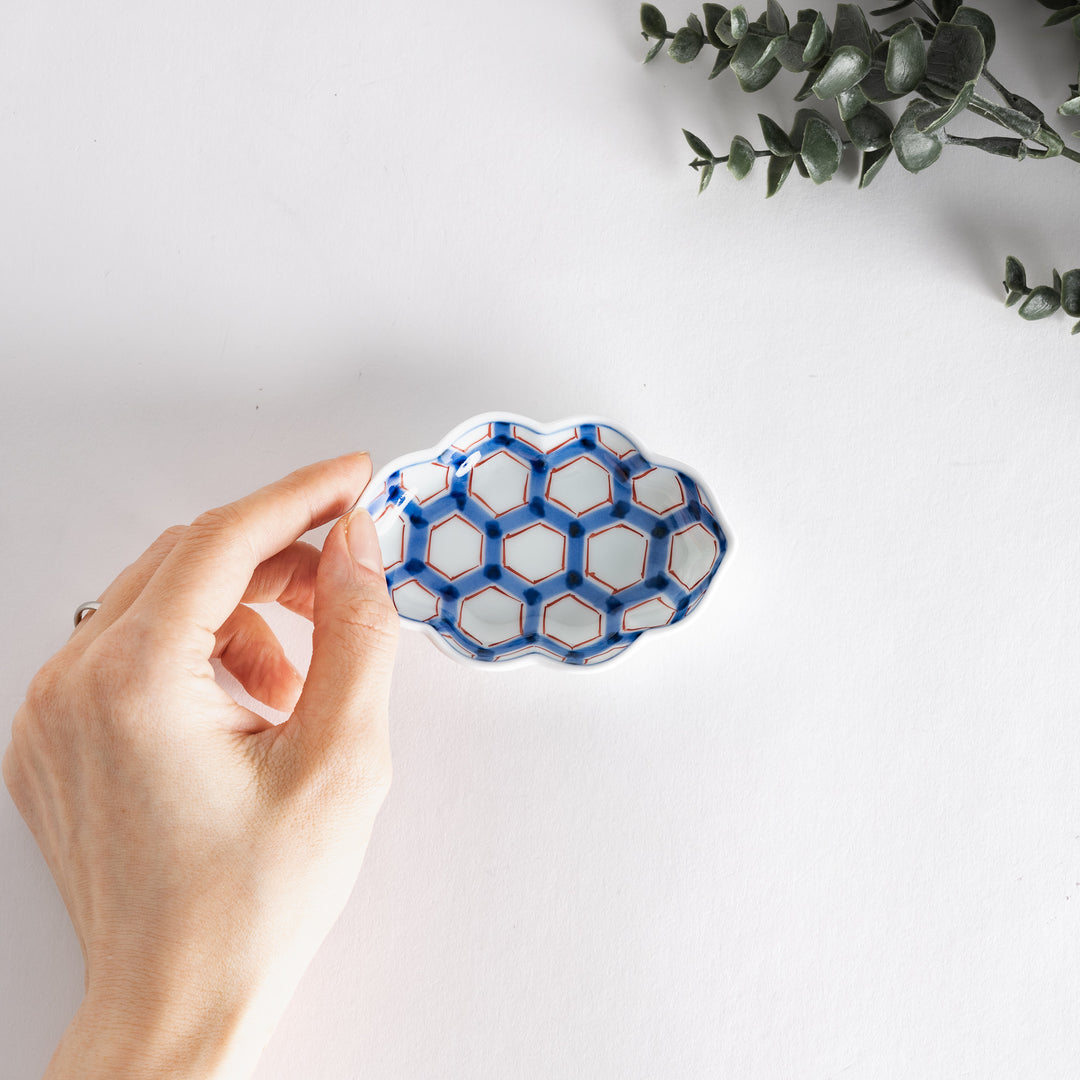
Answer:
[641,0,1080,335]
[1004,256,1080,334]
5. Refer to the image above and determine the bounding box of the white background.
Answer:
[2,2,1080,1077]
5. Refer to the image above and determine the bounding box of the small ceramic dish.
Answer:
[361,414,732,668]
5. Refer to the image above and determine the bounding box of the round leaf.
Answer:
[845,102,894,151]
[812,45,872,98]
[640,3,668,38]
[1018,286,1061,320]
[765,153,794,197]
[891,99,945,172]
[1003,256,1028,293]
[953,6,996,60]
[800,114,844,183]
[759,112,797,156]
[924,21,985,96]
[1061,269,1080,318]
[885,22,927,94]
[727,135,757,179]
[669,25,706,62]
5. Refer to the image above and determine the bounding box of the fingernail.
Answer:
[345,509,384,574]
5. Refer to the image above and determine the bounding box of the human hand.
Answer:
[3,454,398,1080]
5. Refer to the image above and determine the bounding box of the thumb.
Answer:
[290,508,399,763]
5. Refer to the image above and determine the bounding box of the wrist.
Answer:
[44,980,271,1080]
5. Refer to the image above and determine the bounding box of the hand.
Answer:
[3,454,399,1080]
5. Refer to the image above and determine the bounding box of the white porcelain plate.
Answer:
[361,414,732,668]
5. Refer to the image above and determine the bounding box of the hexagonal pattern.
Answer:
[375,506,407,570]
[542,594,603,649]
[596,425,636,459]
[458,586,524,647]
[365,417,729,666]
[632,466,685,516]
[503,522,566,584]
[512,424,578,455]
[392,580,439,622]
[585,524,647,592]
[468,450,530,517]
[399,461,451,505]
[668,523,720,590]
[545,455,612,517]
[622,597,676,632]
[426,515,483,580]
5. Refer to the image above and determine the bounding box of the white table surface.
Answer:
[3,2,1080,1077]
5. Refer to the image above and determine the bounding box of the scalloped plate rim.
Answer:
[359,411,736,672]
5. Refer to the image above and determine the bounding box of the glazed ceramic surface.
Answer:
[363,415,731,667]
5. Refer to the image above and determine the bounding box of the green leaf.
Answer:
[669,25,706,61]
[715,10,738,46]
[703,3,729,46]
[759,112,797,155]
[845,101,894,150]
[765,153,794,196]
[767,0,790,34]
[924,21,985,97]
[800,113,844,182]
[1004,289,1026,308]
[1018,286,1061,320]
[858,145,893,186]
[933,0,961,18]
[731,31,783,90]
[803,11,828,62]
[953,6,996,60]
[837,84,869,120]
[698,161,716,193]
[812,45,872,98]
[884,21,926,94]
[832,3,872,54]
[727,134,757,178]
[1061,269,1080,317]
[915,79,976,133]
[892,99,946,171]
[754,33,791,69]
[709,46,736,78]
[641,3,668,38]
[730,4,749,39]
[1059,95,1080,115]
[683,129,714,159]
[644,37,666,62]
[1003,256,1027,293]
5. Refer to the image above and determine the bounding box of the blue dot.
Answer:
[651,523,669,539]
[580,437,596,450]
[477,647,494,660]
[611,501,630,518]
[605,597,623,613]
[525,632,538,643]
[409,514,426,527]
[387,484,400,500]
[689,502,702,520]
[485,522,502,538]
[676,595,690,611]
[453,492,466,509]
[440,585,459,600]
[529,497,546,516]
[484,565,502,580]
[566,570,583,587]
[568,522,584,538]
[406,558,425,574]
[647,574,669,590]
[524,588,541,605]
[531,459,547,473]
[606,633,622,644]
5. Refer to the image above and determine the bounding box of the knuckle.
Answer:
[157,524,188,546]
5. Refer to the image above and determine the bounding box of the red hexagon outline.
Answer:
[512,425,579,455]
[391,579,440,622]
[426,513,484,580]
[399,461,451,506]
[375,506,407,570]
[631,466,686,517]
[621,596,676,633]
[541,593,604,649]
[467,449,531,517]
[502,522,567,584]
[458,585,525,647]
[585,523,648,593]
[666,523,719,590]
[544,455,613,517]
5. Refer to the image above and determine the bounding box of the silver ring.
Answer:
[74,601,102,628]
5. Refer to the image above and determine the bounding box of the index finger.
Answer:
[131,453,373,647]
